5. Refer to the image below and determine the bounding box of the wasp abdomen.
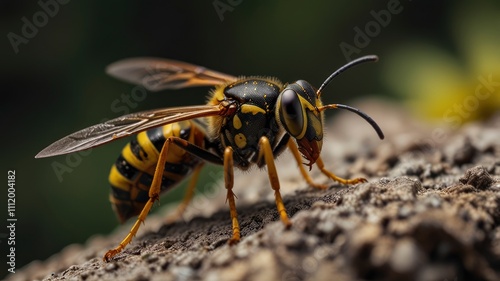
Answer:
[108,121,204,223]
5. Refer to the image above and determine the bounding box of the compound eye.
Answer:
[280,89,305,137]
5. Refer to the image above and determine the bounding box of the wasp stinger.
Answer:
[36,55,384,261]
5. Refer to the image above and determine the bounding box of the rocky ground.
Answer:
[7,100,500,281]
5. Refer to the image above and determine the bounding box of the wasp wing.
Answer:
[106,57,237,91]
[36,105,224,158]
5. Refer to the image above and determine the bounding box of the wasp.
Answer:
[36,55,384,261]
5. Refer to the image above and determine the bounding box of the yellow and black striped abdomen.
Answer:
[108,120,206,223]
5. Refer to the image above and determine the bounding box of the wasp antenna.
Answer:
[317,55,378,97]
[319,104,384,139]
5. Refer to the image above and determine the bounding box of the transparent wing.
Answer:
[106,57,237,91]
[36,105,224,158]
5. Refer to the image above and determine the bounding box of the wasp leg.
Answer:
[258,136,292,228]
[223,146,241,245]
[104,136,222,261]
[315,157,367,185]
[287,139,328,189]
[104,136,175,261]
[165,163,204,224]
[168,137,223,165]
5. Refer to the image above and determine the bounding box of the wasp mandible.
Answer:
[36,55,384,261]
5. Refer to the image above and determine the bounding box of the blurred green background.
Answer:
[1,0,499,276]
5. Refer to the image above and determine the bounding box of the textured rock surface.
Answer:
[7,101,500,281]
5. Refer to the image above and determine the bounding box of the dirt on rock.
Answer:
[8,101,500,281]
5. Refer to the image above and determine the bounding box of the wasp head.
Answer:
[276,80,324,169]
[275,55,385,171]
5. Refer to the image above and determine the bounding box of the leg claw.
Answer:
[103,249,120,262]
[228,237,240,246]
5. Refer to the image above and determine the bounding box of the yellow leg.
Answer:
[224,147,241,245]
[287,140,328,189]
[165,163,204,224]
[104,137,173,262]
[258,137,291,228]
[316,157,367,185]
[289,139,366,187]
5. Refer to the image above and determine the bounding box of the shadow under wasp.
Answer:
[36,55,384,261]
